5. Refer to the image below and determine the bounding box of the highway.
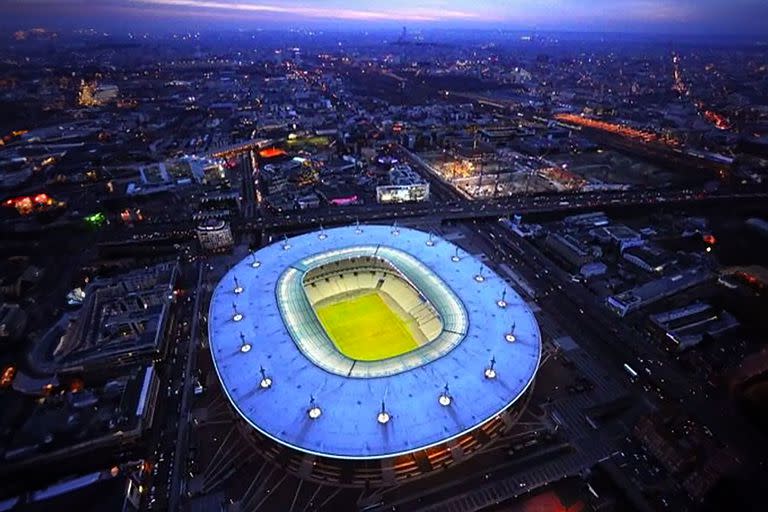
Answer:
[247,188,767,231]
[167,261,205,512]
[94,186,767,247]
[138,263,201,511]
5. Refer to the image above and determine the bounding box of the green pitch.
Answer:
[315,291,420,361]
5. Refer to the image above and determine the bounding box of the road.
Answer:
[248,187,767,231]
[137,263,200,511]
[472,219,767,465]
[139,262,205,512]
[92,184,766,245]
[239,152,259,220]
[167,261,205,512]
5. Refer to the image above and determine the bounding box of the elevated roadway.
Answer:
[91,188,767,244]
[249,188,767,231]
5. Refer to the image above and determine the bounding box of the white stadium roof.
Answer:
[208,225,541,460]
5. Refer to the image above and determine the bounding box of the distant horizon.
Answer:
[2,24,767,44]
[1,0,767,38]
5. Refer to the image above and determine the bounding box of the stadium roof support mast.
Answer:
[259,365,272,388]
[506,321,517,343]
[377,401,391,424]
[232,303,243,322]
[497,288,507,308]
[451,246,461,262]
[250,250,261,268]
[239,332,251,353]
[438,384,452,406]
[484,356,497,379]
[308,395,322,419]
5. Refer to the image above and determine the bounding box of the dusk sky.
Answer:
[3,0,768,35]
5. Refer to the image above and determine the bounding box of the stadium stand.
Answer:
[303,256,442,343]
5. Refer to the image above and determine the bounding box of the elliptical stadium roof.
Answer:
[208,225,541,460]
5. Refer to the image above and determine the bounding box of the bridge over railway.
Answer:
[91,188,768,246]
[244,188,768,231]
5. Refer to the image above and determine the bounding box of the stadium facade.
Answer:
[208,225,541,486]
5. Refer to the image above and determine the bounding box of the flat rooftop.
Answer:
[43,262,178,371]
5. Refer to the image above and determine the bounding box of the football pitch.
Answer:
[315,291,420,361]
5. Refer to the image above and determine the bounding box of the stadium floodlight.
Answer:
[355,218,363,234]
[232,303,243,322]
[259,365,272,389]
[484,356,497,379]
[377,401,391,424]
[234,276,243,295]
[505,321,516,343]
[474,266,485,283]
[496,288,507,308]
[282,234,291,250]
[318,225,328,240]
[239,332,251,353]
[308,395,322,419]
[438,384,452,406]
[391,221,400,236]
[426,231,435,247]
[451,246,461,262]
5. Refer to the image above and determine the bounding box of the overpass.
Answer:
[91,188,767,245]
[246,188,768,231]
[209,138,273,159]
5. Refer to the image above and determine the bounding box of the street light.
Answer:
[233,276,243,295]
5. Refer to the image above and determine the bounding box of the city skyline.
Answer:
[2,0,768,35]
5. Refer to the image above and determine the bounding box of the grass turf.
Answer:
[315,291,419,361]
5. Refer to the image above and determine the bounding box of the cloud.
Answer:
[1,0,766,33]
[129,0,483,22]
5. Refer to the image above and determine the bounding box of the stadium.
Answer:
[208,225,542,487]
